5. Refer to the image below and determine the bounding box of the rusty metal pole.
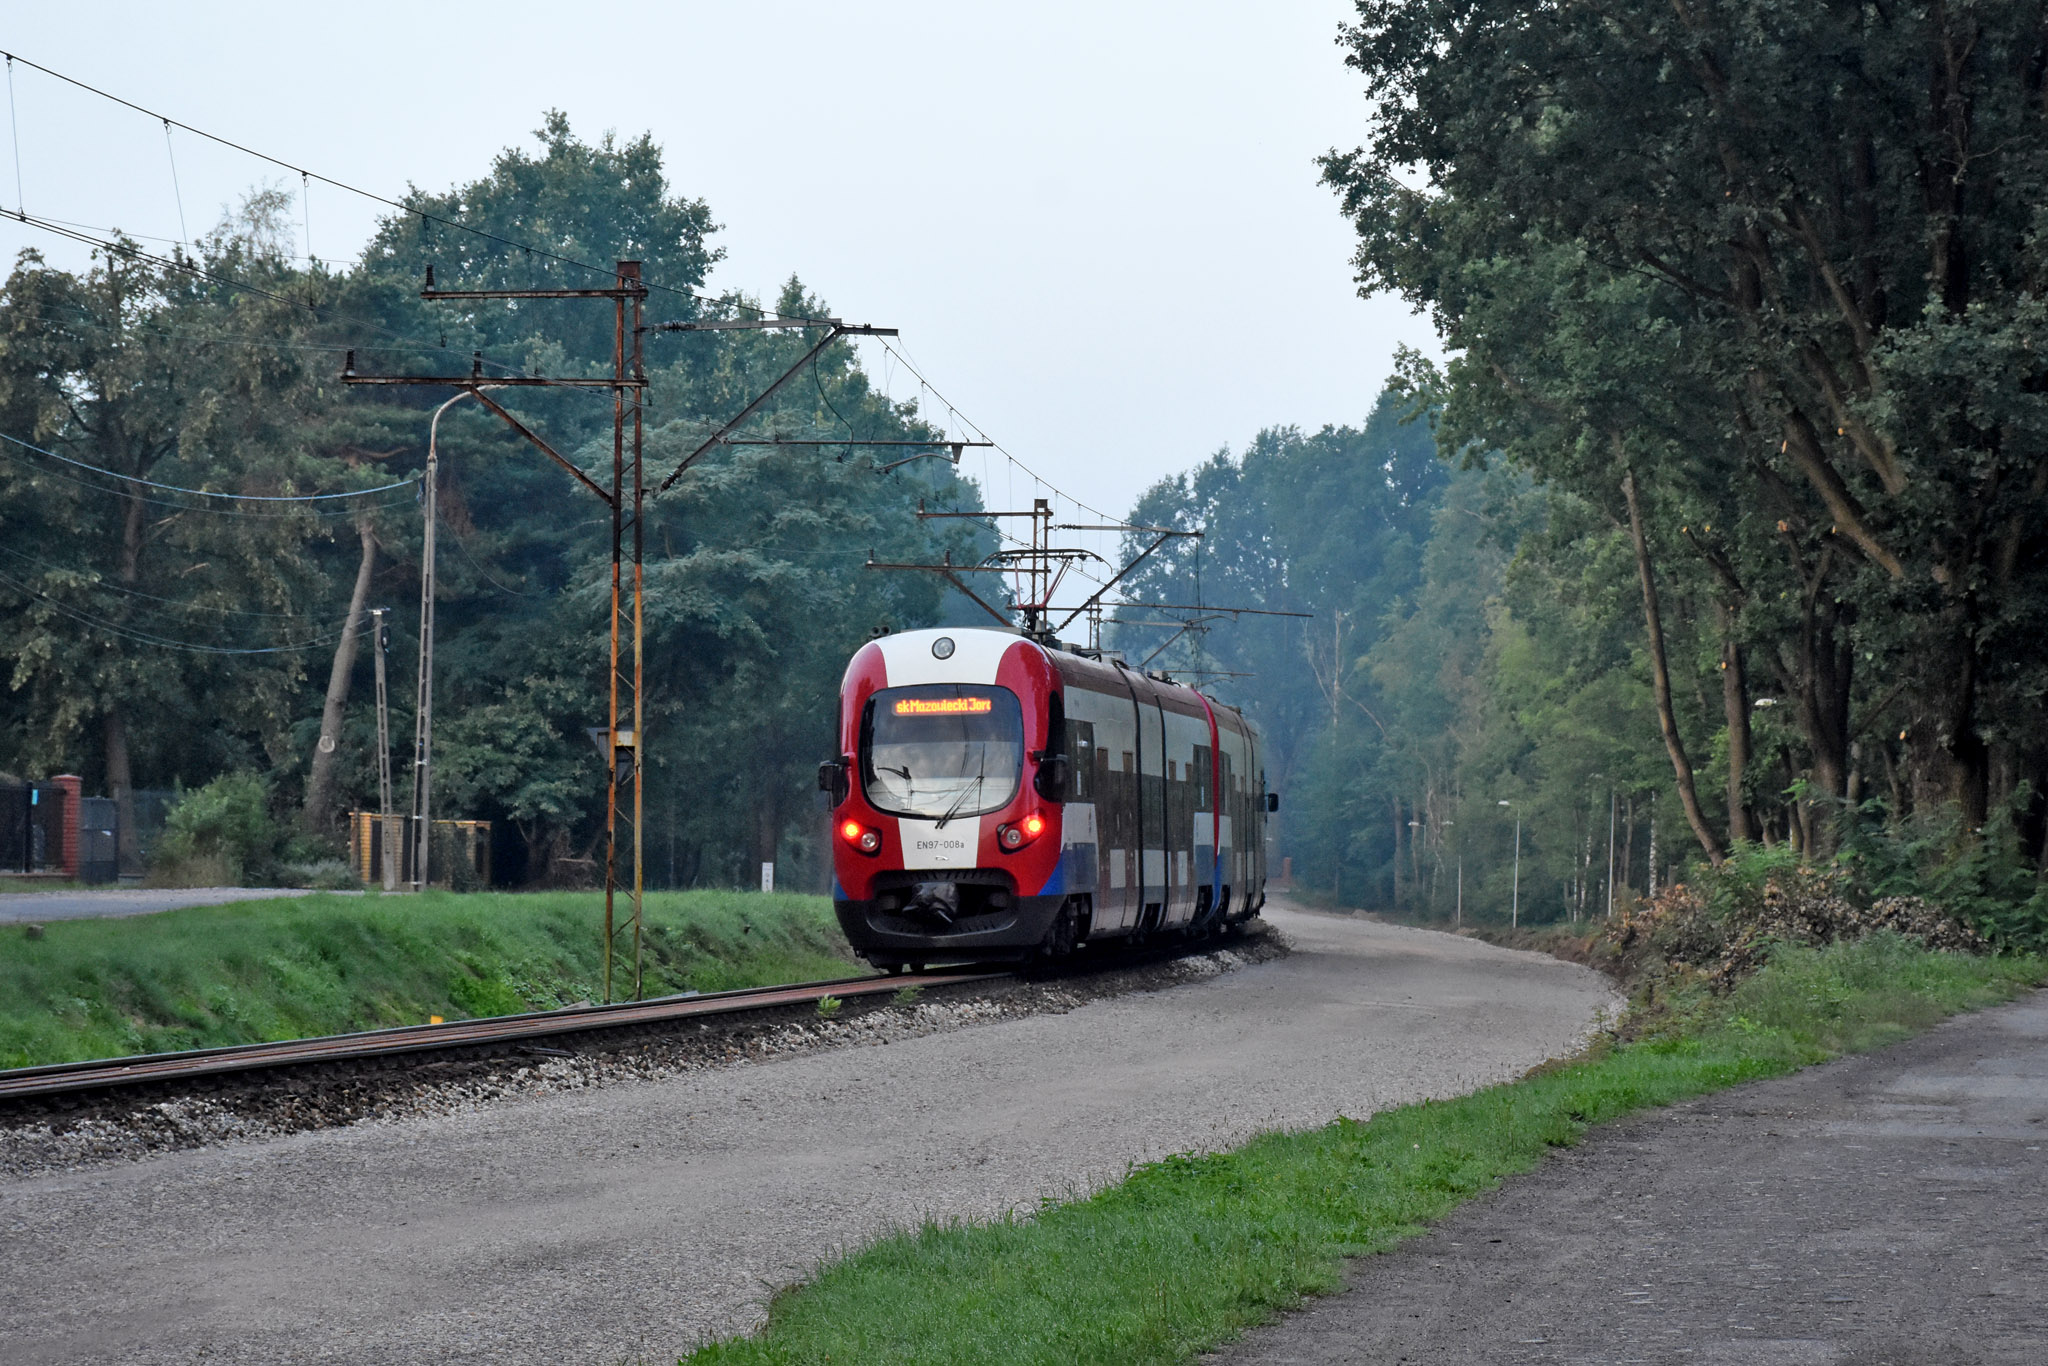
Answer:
[343,278,647,985]
[601,259,649,1003]
[627,261,646,1002]
[604,273,626,1002]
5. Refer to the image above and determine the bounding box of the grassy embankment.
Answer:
[685,933,2042,1366]
[0,890,853,1069]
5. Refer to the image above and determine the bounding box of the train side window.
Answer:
[1193,745,1212,809]
[1069,720,1095,801]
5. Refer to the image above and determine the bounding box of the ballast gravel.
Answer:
[0,937,1285,1178]
[0,902,1616,1366]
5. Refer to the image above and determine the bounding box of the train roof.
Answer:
[861,626,1249,724]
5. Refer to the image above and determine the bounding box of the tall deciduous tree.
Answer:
[1324,0,2048,851]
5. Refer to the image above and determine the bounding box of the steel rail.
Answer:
[0,968,1001,1102]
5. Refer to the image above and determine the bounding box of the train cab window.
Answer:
[859,685,1025,821]
[1068,720,1095,801]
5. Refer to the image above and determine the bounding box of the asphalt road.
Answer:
[1220,987,2048,1366]
[0,903,1613,1365]
[0,887,335,924]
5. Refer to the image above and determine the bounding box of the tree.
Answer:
[0,121,993,889]
[1324,0,2048,853]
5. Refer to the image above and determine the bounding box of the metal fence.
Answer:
[0,781,69,876]
[78,796,118,884]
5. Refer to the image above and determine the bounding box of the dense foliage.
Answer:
[0,117,991,888]
[1116,1,2047,926]
[1320,0,2048,862]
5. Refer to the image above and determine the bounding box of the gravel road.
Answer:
[1219,986,2048,1365]
[0,902,1614,1365]
[0,887,338,924]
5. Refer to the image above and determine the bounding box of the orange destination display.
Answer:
[893,695,994,717]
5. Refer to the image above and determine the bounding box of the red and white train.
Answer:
[819,626,1275,970]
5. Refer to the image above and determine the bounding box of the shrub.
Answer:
[1610,843,1987,990]
[150,774,288,887]
[1838,797,2048,950]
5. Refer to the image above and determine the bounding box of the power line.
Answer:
[0,428,418,501]
[0,568,343,655]
[8,211,583,387]
[0,443,416,520]
[0,542,318,619]
[0,55,1110,602]
[0,48,780,319]
[0,56,1086,534]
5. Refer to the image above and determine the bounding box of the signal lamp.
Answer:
[839,819,882,855]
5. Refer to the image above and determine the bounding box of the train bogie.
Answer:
[824,626,1270,967]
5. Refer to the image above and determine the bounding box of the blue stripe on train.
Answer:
[1030,843,1099,898]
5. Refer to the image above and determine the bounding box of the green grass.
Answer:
[0,889,855,1068]
[684,934,2043,1366]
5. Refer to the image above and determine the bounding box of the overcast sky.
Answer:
[0,2,1433,524]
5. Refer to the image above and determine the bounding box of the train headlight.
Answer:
[998,814,1046,852]
[840,820,882,855]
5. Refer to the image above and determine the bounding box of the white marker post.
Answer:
[760,862,775,894]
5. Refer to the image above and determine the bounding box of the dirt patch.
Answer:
[0,928,1287,1178]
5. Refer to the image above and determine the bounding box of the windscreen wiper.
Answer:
[933,755,986,830]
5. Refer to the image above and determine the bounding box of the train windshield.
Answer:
[861,685,1024,821]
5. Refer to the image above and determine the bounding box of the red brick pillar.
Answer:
[52,774,82,878]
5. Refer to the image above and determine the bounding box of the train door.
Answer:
[1140,692,1166,931]
[1161,702,1204,927]
[1217,746,1234,915]
[1065,682,1135,935]
[1248,731,1267,902]
[1193,741,1215,919]
[1106,740,1137,931]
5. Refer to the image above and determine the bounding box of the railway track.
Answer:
[0,967,1003,1104]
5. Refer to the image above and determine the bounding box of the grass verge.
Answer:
[0,890,853,1068]
[685,933,2042,1366]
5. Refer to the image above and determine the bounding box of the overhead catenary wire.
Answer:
[161,119,187,245]
[2,54,1130,614]
[0,56,1078,530]
[5,55,21,214]
[0,49,787,320]
[875,336,1123,527]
